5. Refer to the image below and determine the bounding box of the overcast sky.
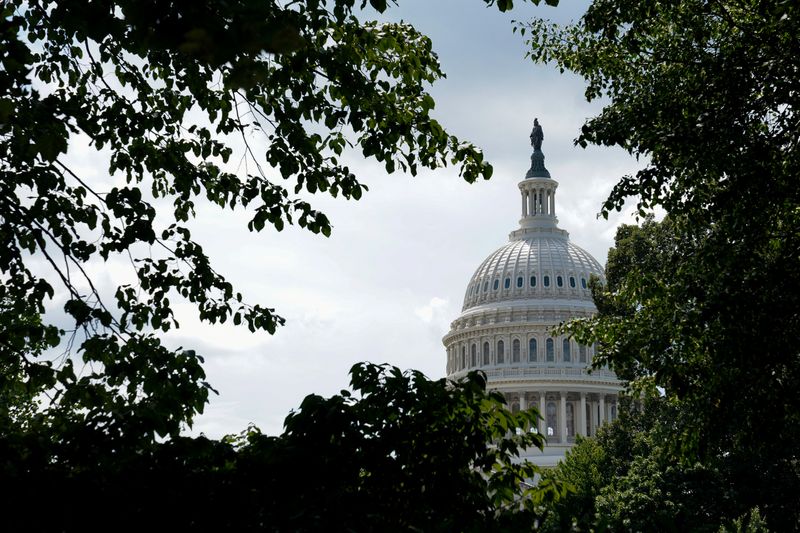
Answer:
[59,0,644,438]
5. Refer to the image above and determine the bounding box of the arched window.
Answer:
[557,275,564,287]
[611,404,617,421]
[516,276,523,288]
[461,346,466,369]
[544,275,550,287]
[497,340,505,364]
[546,338,554,362]
[581,277,587,289]
[504,277,510,289]
[471,344,477,367]
[566,403,575,437]
[530,275,537,287]
[512,339,520,362]
[528,338,537,362]
[563,339,571,362]
[569,276,576,288]
[493,279,499,290]
[546,401,557,437]
[579,344,587,363]
[483,342,490,365]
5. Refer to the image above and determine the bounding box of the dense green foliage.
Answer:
[525,1,800,527]
[0,300,49,430]
[541,397,769,532]
[1,363,558,531]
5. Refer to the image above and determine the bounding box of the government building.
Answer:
[442,121,623,467]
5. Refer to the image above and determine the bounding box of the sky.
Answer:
[60,0,644,437]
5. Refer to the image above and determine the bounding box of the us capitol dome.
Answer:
[442,119,622,467]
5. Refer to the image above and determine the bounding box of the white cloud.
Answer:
[414,297,450,324]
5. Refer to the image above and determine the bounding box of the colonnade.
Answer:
[512,390,616,443]
[521,186,556,217]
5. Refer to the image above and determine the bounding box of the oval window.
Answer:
[557,276,563,287]
[569,276,576,288]
[516,276,523,288]
[544,275,550,287]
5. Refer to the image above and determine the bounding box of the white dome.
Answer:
[442,123,621,468]
[462,236,604,312]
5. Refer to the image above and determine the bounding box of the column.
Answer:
[539,391,546,435]
[560,392,567,444]
[579,392,587,437]
[550,188,555,216]
[529,190,535,215]
[522,191,528,216]
[519,392,527,411]
[599,395,606,426]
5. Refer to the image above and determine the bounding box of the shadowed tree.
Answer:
[522,1,800,527]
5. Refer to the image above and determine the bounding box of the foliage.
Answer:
[541,397,743,532]
[0,0,564,442]
[0,300,54,430]
[560,215,800,528]
[1,364,559,531]
[720,508,770,533]
[524,0,800,528]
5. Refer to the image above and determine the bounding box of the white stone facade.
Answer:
[443,138,623,467]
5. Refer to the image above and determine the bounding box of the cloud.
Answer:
[414,297,449,324]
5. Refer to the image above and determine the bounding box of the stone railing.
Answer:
[451,366,620,383]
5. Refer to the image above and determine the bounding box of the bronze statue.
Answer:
[530,118,544,151]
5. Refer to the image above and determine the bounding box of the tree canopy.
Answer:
[523,0,800,527]
[2,363,561,531]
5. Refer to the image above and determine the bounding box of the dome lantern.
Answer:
[514,119,564,239]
